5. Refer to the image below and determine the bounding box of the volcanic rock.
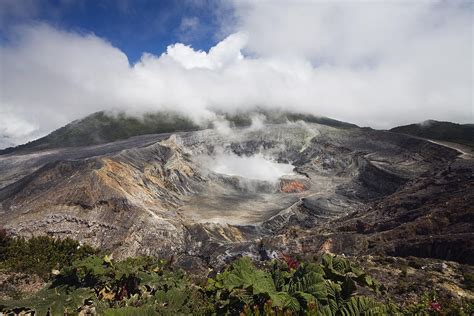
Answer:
[0,121,471,270]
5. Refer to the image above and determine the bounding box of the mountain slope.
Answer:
[0,110,357,154]
[390,120,474,148]
[268,158,474,264]
[0,111,199,154]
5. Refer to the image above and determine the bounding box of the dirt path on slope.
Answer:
[427,139,473,159]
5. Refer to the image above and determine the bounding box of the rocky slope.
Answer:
[262,157,473,264]
[0,110,356,154]
[0,119,471,272]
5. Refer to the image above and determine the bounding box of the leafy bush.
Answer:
[0,286,94,316]
[205,255,397,315]
[2,250,399,315]
[3,254,212,315]
[401,290,474,316]
[0,233,96,279]
[1,233,472,315]
[101,305,158,316]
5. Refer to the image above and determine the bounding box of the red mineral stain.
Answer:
[280,179,309,193]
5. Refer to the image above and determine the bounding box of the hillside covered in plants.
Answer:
[1,235,473,315]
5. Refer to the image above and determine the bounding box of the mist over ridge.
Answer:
[0,109,358,153]
[1,1,472,147]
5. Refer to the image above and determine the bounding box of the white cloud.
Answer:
[230,0,472,126]
[0,109,38,148]
[0,1,472,148]
[160,32,245,70]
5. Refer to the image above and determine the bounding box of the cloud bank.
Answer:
[0,1,472,147]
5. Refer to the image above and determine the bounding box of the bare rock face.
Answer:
[0,136,199,259]
[0,122,471,269]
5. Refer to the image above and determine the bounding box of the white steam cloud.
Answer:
[0,1,472,147]
[208,153,294,183]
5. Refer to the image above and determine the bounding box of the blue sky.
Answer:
[0,0,228,63]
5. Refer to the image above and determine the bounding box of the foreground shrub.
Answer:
[1,251,397,315]
[1,254,213,315]
[4,244,471,315]
[205,255,398,315]
[0,233,96,279]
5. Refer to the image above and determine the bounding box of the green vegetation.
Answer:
[0,252,212,315]
[390,120,474,148]
[205,255,394,315]
[1,252,390,315]
[1,234,472,315]
[0,230,96,279]
[402,290,473,316]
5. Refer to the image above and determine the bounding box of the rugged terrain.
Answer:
[1,116,472,274]
[391,120,474,149]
